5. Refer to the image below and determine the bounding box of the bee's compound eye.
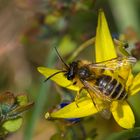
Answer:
[67,75,74,80]
[67,72,75,80]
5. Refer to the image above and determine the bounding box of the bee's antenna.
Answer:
[44,70,67,82]
[54,47,69,69]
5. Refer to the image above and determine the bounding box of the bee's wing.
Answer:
[89,56,136,71]
[81,79,112,119]
[81,80,111,101]
[100,108,112,119]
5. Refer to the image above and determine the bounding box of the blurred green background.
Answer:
[0,0,140,140]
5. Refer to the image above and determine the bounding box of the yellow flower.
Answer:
[38,9,140,129]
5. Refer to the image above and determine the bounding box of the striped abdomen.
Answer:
[96,75,128,100]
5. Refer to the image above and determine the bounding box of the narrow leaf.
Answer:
[2,117,23,132]
[106,127,140,140]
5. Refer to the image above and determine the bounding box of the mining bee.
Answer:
[44,48,136,118]
[0,91,33,123]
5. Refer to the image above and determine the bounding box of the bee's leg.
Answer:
[75,87,88,107]
[86,90,102,113]
[86,89,96,107]
[113,70,130,89]
[124,70,131,87]
[110,67,130,86]
[75,91,80,107]
[89,93,108,115]
[86,89,110,114]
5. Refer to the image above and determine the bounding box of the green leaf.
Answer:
[2,117,23,132]
[106,127,140,140]
[16,94,28,106]
[133,60,140,73]
[51,133,64,140]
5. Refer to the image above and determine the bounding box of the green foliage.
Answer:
[106,127,140,140]
[2,117,23,133]
[0,92,33,138]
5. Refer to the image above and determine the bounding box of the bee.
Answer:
[0,92,34,123]
[44,48,136,118]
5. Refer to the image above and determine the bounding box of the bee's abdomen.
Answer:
[96,75,127,100]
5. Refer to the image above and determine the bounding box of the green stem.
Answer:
[68,37,95,62]
[24,42,57,140]
[109,0,140,36]
[67,36,129,63]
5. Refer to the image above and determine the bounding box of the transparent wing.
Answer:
[81,80,111,102]
[100,108,112,119]
[81,79,112,119]
[89,56,136,71]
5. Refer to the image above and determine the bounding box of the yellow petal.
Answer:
[45,97,98,119]
[95,9,117,62]
[111,101,135,129]
[37,67,79,91]
[129,72,140,95]
[125,70,134,92]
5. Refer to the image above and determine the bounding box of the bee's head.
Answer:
[45,48,78,82]
[65,61,78,80]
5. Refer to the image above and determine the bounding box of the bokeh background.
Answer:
[0,0,140,140]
